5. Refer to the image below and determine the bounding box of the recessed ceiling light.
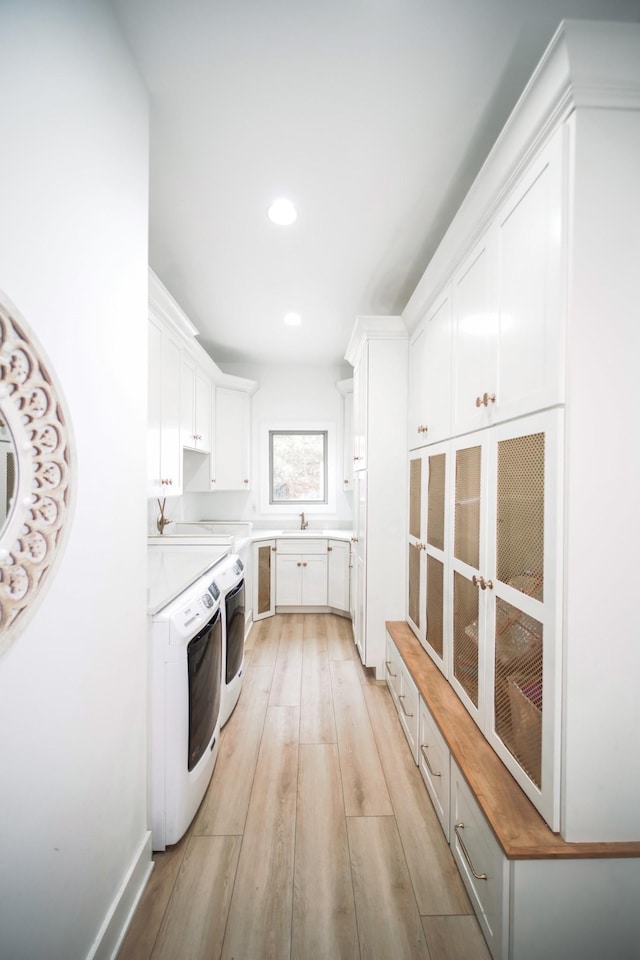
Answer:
[283,312,301,326]
[267,197,298,225]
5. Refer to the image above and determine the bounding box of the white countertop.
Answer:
[251,529,352,541]
[147,544,230,615]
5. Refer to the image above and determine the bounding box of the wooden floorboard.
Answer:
[421,915,493,960]
[364,683,473,916]
[292,743,359,960]
[192,662,273,836]
[149,835,241,960]
[120,614,491,960]
[347,815,430,960]
[221,704,299,960]
[331,658,393,817]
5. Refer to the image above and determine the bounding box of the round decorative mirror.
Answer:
[0,292,73,655]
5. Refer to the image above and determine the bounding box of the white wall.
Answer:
[0,3,150,959]
[181,361,354,531]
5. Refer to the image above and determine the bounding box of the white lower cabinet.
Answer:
[418,698,450,839]
[450,760,510,960]
[275,539,328,607]
[385,632,419,762]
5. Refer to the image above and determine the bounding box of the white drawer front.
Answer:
[418,698,450,839]
[385,634,402,702]
[276,538,327,554]
[398,667,419,763]
[450,760,509,960]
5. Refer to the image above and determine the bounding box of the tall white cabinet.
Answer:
[345,317,408,678]
[403,20,640,844]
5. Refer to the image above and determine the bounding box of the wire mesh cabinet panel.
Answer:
[485,410,563,829]
[408,442,451,675]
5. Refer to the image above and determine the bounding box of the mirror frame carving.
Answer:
[0,293,73,655]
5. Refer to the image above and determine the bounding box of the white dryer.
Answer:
[151,566,223,851]
[214,554,246,726]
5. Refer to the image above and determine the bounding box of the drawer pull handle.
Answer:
[398,694,414,718]
[475,392,496,408]
[420,744,441,777]
[454,822,487,881]
[385,660,397,678]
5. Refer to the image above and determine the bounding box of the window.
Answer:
[269,430,328,504]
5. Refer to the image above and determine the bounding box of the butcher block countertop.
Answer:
[386,620,640,861]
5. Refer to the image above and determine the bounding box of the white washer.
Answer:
[151,566,223,851]
[214,554,246,726]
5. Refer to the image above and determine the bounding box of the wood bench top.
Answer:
[386,620,640,861]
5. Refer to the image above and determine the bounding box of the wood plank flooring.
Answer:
[118,614,491,960]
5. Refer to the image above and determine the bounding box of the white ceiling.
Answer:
[112,0,640,366]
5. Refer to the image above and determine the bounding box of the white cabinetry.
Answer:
[213,386,251,491]
[384,633,419,763]
[345,317,408,678]
[408,286,452,449]
[327,538,350,612]
[337,378,354,491]
[418,698,450,838]
[147,311,182,496]
[403,22,640,842]
[275,539,328,607]
[181,352,212,452]
[450,761,510,960]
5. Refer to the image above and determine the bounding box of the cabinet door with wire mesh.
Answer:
[407,451,425,641]
[422,442,450,677]
[485,409,562,831]
[450,434,490,726]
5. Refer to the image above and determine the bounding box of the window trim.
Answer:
[268,429,328,505]
[259,421,337,516]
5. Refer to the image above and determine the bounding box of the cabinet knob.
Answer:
[271,546,277,552]
[303,561,308,567]
[243,479,249,484]
[417,424,428,434]
[472,574,493,591]
[297,562,302,567]
[327,546,333,552]
[475,392,496,408]
[161,478,173,485]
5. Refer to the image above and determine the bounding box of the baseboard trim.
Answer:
[86,830,154,960]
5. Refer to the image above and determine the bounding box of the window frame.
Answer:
[268,429,328,506]
[259,420,337,517]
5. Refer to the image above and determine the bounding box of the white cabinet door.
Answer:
[275,554,302,606]
[301,554,328,605]
[352,471,367,661]
[407,450,426,643]
[194,367,212,452]
[494,127,564,424]
[409,287,453,449]
[327,539,350,612]
[181,355,212,453]
[342,388,354,491]
[352,349,368,472]
[213,386,251,490]
[452,231,499,438]
[148,313,183,497]
[253,539,276,620]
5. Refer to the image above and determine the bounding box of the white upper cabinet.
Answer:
[337,378,354,491]
[213,386,251,491]
[147,311,182,497]
[408,286,452,449]
[451,231,499,437]
[493,127,564,425]
[181,352,212,453]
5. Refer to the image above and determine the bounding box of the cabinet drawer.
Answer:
[418,698,450,839]
[450,760,509,960]
[385,633,402,703]
[398,667,419,764]
[276,538,327,554]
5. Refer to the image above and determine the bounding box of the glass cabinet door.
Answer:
[407,454,423,636]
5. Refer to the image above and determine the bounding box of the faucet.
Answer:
[157,498,173,535]
[299,511,308,530]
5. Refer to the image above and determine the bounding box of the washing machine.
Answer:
[150,565,223,850]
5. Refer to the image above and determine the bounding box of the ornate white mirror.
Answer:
[0,292,72,655]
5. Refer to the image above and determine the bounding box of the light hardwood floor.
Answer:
[118,614,491,960]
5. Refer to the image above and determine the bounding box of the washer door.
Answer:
[187,608,222,771]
